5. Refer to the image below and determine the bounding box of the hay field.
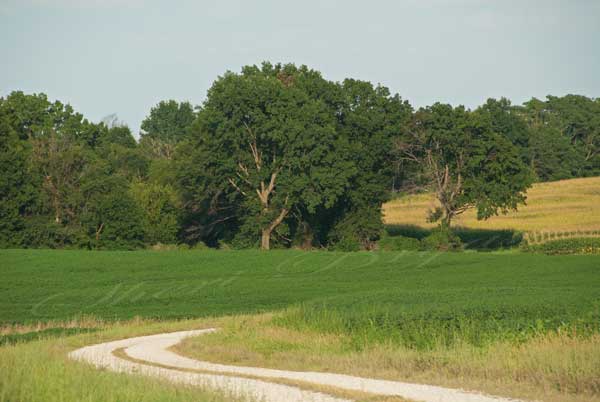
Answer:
[383,176,600,236]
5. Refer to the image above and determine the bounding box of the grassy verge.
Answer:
[0,317,248,402]
[175,313,600,402]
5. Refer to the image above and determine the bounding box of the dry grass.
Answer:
[1,315,405,402]
[383,176,600,234]
[0,315,109,335]
[0,317,244,402]
[3,313,598,402]
[174,314,600,402]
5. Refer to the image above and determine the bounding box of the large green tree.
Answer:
[397,103,532,228]
[179,64,353,250]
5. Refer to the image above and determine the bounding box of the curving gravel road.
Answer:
[69,328,525,402]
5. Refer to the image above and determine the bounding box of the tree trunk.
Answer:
[444,215,452,229]
[260,206,289,251]
[300,222,314,250]
[442,208,453,229]
[261,228,271,250]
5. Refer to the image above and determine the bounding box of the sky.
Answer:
[1,0,599,135]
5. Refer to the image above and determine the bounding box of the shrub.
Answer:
[455,228,522,250]
[190,241,209,250]
[130,181,180,245]
[148,243,204,251]
[22,217,88,249]
[328,208,383,250]
[385,224,430,240]
[217,239,233,250]
[527,237,600,255]
[378,234,421,251]
[149,243,178,251]
[421,226,463,251]
[330,236,361,252]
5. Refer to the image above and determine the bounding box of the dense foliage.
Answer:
[177,64,412,249]
[1,62,599,250]
[0,92,181,249]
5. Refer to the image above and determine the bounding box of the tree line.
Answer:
[1,63,599,250]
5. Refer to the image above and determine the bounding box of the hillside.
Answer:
[383,176,600,238]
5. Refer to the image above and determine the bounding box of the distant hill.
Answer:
[384,176,600,243]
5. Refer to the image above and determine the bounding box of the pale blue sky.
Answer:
[1,0,599,135]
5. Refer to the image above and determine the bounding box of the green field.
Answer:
[2,249,599,335]
[1,249,600,402]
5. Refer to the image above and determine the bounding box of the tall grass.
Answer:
[275,303,600,351]
[177,313,600,402]
[0,318,240,402]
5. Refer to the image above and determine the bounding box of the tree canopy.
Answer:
[178,64,354,249]
[140,100,196,160]
[1,63,598,250]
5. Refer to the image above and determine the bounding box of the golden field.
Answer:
[383,176,600,237]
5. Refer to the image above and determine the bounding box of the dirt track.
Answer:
[69,328,524,402]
